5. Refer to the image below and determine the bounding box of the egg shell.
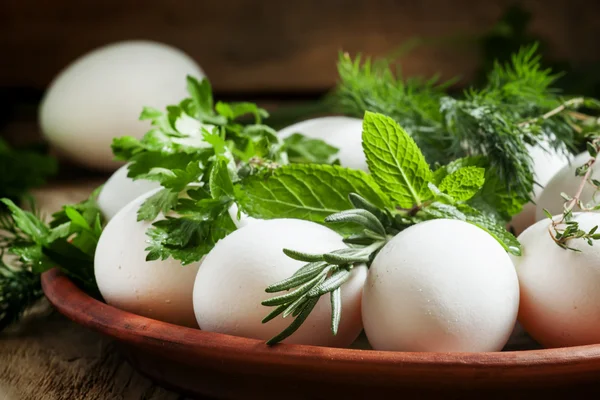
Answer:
[40,40,205,171]
[535,151,598,221]
[97,164,161,221]
[227,202,257,228]
[278,116,367,171]
[193,218,367,347]
[362,219,519,352]
[509,144,570,235]
[513,212,600,348]
[95,188,200,327]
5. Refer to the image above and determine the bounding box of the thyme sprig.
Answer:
[545,138,600,251]
[261,194,392,345]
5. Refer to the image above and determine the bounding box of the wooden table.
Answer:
[0,180,190,400]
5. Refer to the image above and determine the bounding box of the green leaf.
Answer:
[187,76,213,116]
[438,166,485,201]
[139,107,163,120]
[283,133,340,165]
[10,244,52,274]
[463,209,522,256]
[64,207,92,231]
[216,102,269,123]
[144,202,236,264]
[330,288,342,335]
[433,156,527,221]
[235,164,389,231]
[1,199,50,245]
[137,189,179,221]
[209,159,235,200]
[418,202,521,255]
[362,111,432,208]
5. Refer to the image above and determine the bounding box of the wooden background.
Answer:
[1,0,600,94]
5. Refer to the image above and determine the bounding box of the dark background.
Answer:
[1,0,599,174]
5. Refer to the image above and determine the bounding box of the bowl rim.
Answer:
[41,268,600,372]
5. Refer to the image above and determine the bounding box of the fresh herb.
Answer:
[245,111,520,344]
[545,138,600,251]
[334,44,600,221]
[0,189,103,329]
[112,76,339,264]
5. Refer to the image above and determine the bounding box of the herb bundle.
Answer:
[1,44,600,343]
[334,45,600,222]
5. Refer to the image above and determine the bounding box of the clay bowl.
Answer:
[42,268,600,399]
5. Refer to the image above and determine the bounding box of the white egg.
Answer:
[362,219,519,352]
[509,144,570,235]
[278,116,367,171]
[97,164,161,221]
[513,212,600,348]
[193,218,367,347]
[40,40,205,171]
[535,151,598,221]
[227,202,257,228]
[95,188,201,327]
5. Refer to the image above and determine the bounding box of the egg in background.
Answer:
[97,164,160,221]
[278,116,367,171]
[509,143,570,235]
[535,151,599,221]
[40,40,205,171]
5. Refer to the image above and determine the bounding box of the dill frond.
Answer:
[333,44,596,218]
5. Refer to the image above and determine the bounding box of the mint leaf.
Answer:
[362,111,432,208]
[418,202,521,255]
[283,133,340,165]
[438,166,485,201]
[433,156,527,221]
[137,189,179,221]
[210,159,235,199]
[236,164,388,229]
[463,209,522,256]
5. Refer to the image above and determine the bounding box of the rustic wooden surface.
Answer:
[0,180,191,400]
[2,0,600,93]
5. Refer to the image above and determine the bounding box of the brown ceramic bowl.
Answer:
[42,268,600,399]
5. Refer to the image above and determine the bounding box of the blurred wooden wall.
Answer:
[1,0,599,94]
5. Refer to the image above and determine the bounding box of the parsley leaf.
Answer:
[209,159,235,200]
[145,200,236,264]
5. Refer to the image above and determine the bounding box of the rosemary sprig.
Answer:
[545,138,600,251]
[262,194,392,345]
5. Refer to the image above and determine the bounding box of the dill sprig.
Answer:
[333,44,600,218]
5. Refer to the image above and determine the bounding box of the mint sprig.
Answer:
[362,111,432,208]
